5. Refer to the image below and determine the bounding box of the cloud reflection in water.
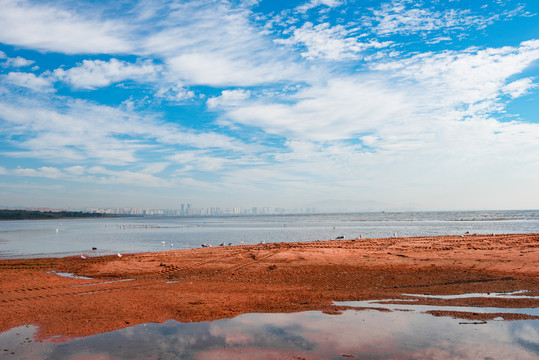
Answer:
[1,309,538,359]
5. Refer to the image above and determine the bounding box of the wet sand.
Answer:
[1,233,538,341]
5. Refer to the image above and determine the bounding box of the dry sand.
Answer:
[1,233,538,341]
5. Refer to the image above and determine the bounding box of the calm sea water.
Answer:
[1,210,538,259]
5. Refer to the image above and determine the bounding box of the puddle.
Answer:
[1,308,538,359]
[71,279,136,288]
[334,299,539,317]
[47,271,93,280]
[402,290,539,300]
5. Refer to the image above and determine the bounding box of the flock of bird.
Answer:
[70,222,438,261]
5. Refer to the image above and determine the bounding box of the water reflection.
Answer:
[334,299,539,317]
[47,270,93,280]
[2,309,538,359]
[402,290,539,300]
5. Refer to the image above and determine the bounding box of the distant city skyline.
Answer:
[4,202,537,217]
[1,204,324,216]
[1,1,539,211]
[85,205,320,216]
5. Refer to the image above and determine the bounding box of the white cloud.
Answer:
[141,162,169,175]
[5,72,53,92]
[13,166,62,179]
[176,177,222,192]
[0,0,132,54]
[425,36,452,45]
[165,50,300,87]
[503,78,535,98]
[0,1,308,88]
[373,40,539,114]
[296,0,343,13]
[142,2,307,87]
[53,59,160,90]
[64,165,85,175]
[369,0,531,37]
[2,164,175,188]
[207,89,251,108]
[1,55,35,68]
[207,40,539,202]
[372,3,478,35]
[169,151,229,172]
[154,84,195,102]
[223,77,411,141]
[0,92,255,167]
[275,22,392,60]
[87,166,174,187]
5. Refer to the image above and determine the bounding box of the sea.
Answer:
[1,209,538,259]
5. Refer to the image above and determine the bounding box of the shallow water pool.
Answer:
[1,306,538,360]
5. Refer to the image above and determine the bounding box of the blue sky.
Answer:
[1,0,538,211]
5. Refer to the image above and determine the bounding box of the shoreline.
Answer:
[1,233,538,341]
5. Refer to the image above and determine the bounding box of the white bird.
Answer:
[161,241,166,246]
[56,228,59,233]
[117,252,122,258]
[170,243,174,248]
[81,255,87,259]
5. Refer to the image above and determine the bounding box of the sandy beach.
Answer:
[1,233,538,341]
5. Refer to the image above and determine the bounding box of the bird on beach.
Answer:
[161,241,166,246]
[117,252,122,258]
[81,255,88,259]
[170,243,174,249]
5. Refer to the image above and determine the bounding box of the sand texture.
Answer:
[1,233,538,340]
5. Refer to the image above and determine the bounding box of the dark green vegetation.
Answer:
[0,210,119,220]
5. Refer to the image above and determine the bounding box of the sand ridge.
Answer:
[1,233,538,340]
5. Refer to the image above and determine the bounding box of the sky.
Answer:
[0,0,538,212]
